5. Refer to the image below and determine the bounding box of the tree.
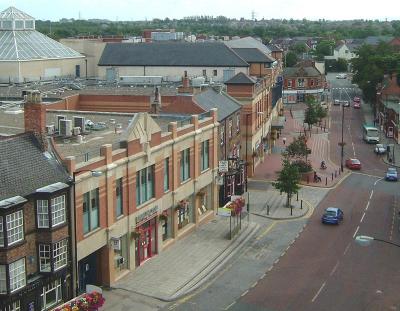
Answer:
[273,158,301,208]
[315,104,327,122]
[285,135,308,161]
[315,40,335,61]
[304,101,319,129]
[285,51,298,67]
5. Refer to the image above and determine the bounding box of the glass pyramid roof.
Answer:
[0,7,83,61]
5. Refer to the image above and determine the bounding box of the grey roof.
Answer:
[232,48,274,63]
[364,36,394,46]
[98,42,249,67]
[194,88,241,121]
[283,66,322,77]
[224,72,256,85]
[266,44,283,52]
[225,36,272,55]
[0,30,84,61]
[0,6,34,21]
[0,133,70,200]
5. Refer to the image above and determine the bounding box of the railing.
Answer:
[75,148,102,163]
[176,116,192,128]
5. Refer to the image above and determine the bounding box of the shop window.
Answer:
[9,258,26,293]
[40,279,62,310]
[116,178,123,218]
[197,192,209,216]
[0,216,3,247]
[83,189,99,234]
[200,140,209,171]
[53,239,68,271]
[136,165,155,206]
[180,149,190,182]
[39,244,51,272]
[177,201,190,229]
[0,265,6,294]
[164,158,169,192]
[6,210,24,246]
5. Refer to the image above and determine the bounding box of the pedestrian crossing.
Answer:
[310,135,329,160]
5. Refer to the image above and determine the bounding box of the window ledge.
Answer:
[83,227,102,239]
[136,198,156,209]
[180,178,192,186]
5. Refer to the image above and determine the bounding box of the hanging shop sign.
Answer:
[219,160,229,173]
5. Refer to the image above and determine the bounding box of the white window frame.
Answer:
[0,216,3,247]
[288,80,292,88]
[9,258,26,293]
[6,210,24,246]
[53,239,68,271]
[37,200,49,228]
[228,118,233,138]
[41,279,62,310]
[0,265,6,294]
[180,149,190,182]
[51,195,66,227]
[39,244,51,272]
[2,300,20,311]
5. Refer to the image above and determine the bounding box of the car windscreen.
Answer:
[324,211,337,217]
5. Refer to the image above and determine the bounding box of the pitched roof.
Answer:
[0,133,70,200]
[266,44,283,52]
[283,66,322,77]
[225,36,272,55]
[364,36,394,45]
[232,48,275,63]
[224,72,256,85]
[194,88,241,121]
[0,6,34,21]
[98,42,249,67]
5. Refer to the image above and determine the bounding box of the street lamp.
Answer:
[355,235,400,248]
[340,102,345,172]
[71,169,103,295]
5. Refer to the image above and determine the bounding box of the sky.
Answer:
[0,0,399,22]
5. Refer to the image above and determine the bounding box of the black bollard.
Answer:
[301,200,303,209]
[331,173,334,181]
[326,177,328,186]
[267,204,270,215]
[297,192,299,201]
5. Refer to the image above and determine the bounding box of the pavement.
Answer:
[101,103,346,310]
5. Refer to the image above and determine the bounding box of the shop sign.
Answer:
[136,205,158,225]
[218,207,231,217]
[110,237,121,251]
[219,160,229,173]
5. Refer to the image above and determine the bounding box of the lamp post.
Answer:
[71,169,102,295]
[340,102,345,172]
[355,235,400,248]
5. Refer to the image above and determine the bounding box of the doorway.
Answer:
[136,218,157,266]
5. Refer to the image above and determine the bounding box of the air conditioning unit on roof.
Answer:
[59,119,72,137]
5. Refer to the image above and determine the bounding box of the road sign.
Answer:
[218,160,229,173]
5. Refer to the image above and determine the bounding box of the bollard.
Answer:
[296,192,299,201]
[331,173,334,181]
[267,204,270,215]
[301,200,303,209]
[335,170,337,178]
[326,177,328,186]
[290,205,293,216]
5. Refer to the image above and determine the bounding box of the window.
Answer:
[288,80,292,88]
[9,258,25,292]
[220,126,224,146]
[136,166,155,206]
[164,158,169,192]
[0,216,3,247]
[2,300,20,311]
[264,63,271,68]
[180,149,190,182]
[310,79,314,86]
[297,78,304,87]
[53,239,68,271]
[0,265,6,294]
[41,279,62,310]
[14,20,24,29]
[51,195,66,227]
[228,118,233,138]
[6,210,24,246]
[37,200,49,228]
[213,69,217,76]
[236,114,240,132]
[201,140,210,171]
[39,244,51,272]
[83,189,99,234]
[202,69,206,77]
[115,178,123,218]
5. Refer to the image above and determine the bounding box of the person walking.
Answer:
[283,137,287,145]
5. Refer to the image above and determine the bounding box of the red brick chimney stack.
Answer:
[24,90,46,135]
[182,71,190,88]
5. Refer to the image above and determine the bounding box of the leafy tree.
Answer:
[285,135,308,161]
[285,51,298,67]
[315,40,335,61]
[304,100,319,129]
[315,104,327,122]
[290,42,308,54]
[336,58,348,71]
[273,158,301,208]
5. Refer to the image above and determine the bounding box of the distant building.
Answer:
[0,6,85,83]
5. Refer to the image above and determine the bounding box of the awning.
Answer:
[271,116,285,129]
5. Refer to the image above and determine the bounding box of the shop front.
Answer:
[134,206,158,267]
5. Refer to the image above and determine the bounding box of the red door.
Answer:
[137,226,152,264]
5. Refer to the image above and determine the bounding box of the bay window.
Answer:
[9,258,26,293]
[53,239,68,271]
[36,194,66,228]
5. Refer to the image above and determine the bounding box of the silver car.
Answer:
[374,144,386,154]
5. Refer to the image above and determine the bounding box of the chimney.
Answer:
[151,86,161,114]
[178,71,193,94]
[24,90,48,149]
[182,71,189,88]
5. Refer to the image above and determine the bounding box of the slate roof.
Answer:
[225,36,272,55]
[224,72,256,85]
[98,42,249,67]
[194,88,241,121]
[283,66,322,77]
[232,48,275,63]
[364,36,394,46]
[266,44,283,52]
[0,133,70,200]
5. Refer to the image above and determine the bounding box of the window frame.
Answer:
[213,69,217,76]
[200,140,210,172]
[53,239,68,271]
[236,113,240,133]
[0,264,6,294]
[36,193,67,229]
[5,210,24,247]
[8,258,26,293]
[136,165,155,206]
[39,244,51,272]
[41,279,62,310]
[51,195,66,227]
[0,216,3,247]
[164,158,170,192]
[36,199,49,228]
[82,188,100,234]
[115,178,123,218]
[180,149,191,183]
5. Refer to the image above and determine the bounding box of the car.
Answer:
[342,100,350,107]
[336,73,347,79]
[386,167,398,181]
[353,96,361,103]
[346,158,361,170]
[322,207,344,224]
[374,144,386,154]
[353,101,361,109]
[334,99,340,106]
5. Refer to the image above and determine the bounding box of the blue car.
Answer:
[321,207,344,225]
[386,167,398,181]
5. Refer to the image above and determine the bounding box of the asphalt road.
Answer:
[232,173,400,311]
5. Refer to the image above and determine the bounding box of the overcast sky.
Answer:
[1,0,398,21]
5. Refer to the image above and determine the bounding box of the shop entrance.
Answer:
[136,217,157,266]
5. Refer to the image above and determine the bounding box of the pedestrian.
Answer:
[283,137,286,145]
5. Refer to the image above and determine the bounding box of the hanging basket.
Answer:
[159,214,168,222]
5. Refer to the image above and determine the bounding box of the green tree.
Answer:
[304,100,319,129]
[290,42,308,54]
[336,58,348,72]
[285,135,308,161]
[315,104,327,122]
[285,51,298,67]
[273,158,301,208]
[315,40,335,61]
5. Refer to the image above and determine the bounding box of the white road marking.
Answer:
[352,142,356,157]
[311,282,326,303]
[241,290,249,297]
[369,190,374,199]
[330,262,340,276]
[353,226,360,238]
[344,242,351,255]
[374,178,383,186]
[365,201,370,211]
[360,212,366,223]
[224,301,236,310]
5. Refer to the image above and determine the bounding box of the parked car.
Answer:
[353,97,361,103]
[386,167,398,181]
[353,101,361,109]
[342,100,350,107]
[334,99,340,106]
[336,73,347,79]
[374,144,386,154]
[322,207,344,224]
[346,158,361,170]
